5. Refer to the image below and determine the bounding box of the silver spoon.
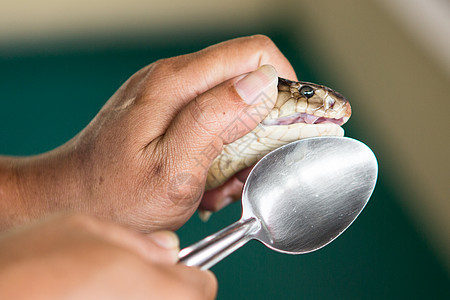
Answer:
[179,136,378,270]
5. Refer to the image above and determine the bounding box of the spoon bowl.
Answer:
[179,136,378,269]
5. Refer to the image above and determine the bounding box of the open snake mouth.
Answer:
[261,112,346,126]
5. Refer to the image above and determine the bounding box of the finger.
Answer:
[160,65,278,205]
[199,166,253,211]
[200,177,243,211]
[144,231,180,263]
[235,165,254,182]
[104,227,180,264]
[135,35,296,134]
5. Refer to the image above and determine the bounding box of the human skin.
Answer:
[0,35,297,232]
[0,214,217,300]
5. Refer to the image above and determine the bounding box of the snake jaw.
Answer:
[261,112,347,126]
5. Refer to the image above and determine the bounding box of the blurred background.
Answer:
[1,0,449,298]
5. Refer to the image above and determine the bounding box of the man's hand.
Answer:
[1,35,297,231]
[0,214,217,300]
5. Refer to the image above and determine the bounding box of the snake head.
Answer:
[262,77,351,127]
[204,77,352,193]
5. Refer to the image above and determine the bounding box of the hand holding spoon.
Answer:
[179,136,378,270]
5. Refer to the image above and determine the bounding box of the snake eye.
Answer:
[299,86,314,98]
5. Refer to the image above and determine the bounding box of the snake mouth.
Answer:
[261,112,346,126]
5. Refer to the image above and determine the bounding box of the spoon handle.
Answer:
[178,218,259,270]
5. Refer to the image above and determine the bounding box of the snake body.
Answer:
[206,78,351,189]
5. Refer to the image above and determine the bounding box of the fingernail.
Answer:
[198,210,213,222]
[235,65,278,105]
[147,231,179,250]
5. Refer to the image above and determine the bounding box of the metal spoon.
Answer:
[179,136,378,270]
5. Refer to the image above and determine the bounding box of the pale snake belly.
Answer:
[205,77,352,190]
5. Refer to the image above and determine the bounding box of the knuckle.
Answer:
[190,92,224,137]
[247,34,277,52]
[138,57,183,99]
[149,57,170,72]
[148,57,185,78]
[246,34,281,63]
[188,84,249,145]
[251,34,275,46]
[143,58,175,85]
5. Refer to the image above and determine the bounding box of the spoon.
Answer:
[179,136,378,270]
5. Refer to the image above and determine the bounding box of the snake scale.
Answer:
[205,77,351,190]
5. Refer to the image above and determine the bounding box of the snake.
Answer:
[205,77,351,190]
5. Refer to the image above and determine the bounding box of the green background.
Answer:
[1,29,449,299]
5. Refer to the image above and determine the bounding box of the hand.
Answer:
[1,35,297,231]
[0,214,217,300]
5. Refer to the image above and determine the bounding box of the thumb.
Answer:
[160,65,278,202]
